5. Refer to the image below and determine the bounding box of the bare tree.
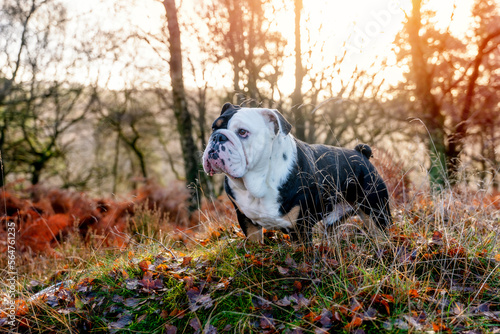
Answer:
[161,0,200,211]
[0,0,98,186]
[395,0,500,187]
[291,0,306,140]
[203,0,287,107]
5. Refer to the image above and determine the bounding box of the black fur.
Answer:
[226,139,391,243]
[210,104,391,243]
[212,103,241,131]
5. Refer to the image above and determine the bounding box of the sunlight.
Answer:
[274,0,476,95]
[59,0,478,93]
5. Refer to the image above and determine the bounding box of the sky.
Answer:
[60,0,476,93]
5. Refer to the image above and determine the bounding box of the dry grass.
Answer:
[1,183,499,333]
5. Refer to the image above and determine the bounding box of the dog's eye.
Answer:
[237,129,249,137]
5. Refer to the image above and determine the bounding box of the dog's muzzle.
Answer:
[203,131,246,178]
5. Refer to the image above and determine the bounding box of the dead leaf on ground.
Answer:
[182,257,193,267]
[109,313,133,331]
[165,324,177,334]
[138,260,152,272]
[260,313,275,329]
[123,297,142,308]
[344,316,363,330]
[189,317,201,331]
[187,288,213,312]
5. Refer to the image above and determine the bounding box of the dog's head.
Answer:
[202,103,292,178]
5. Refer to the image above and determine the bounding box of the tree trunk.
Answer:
[31,159,44,185]
[162,0,200,212]
[112,132,120,194]
[447,30,500,181]
[292,0,306,141]
[408,0,447,189]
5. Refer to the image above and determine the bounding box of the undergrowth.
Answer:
[2,188,500,333]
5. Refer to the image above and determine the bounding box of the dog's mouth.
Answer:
[204,152,223,177]
[203,142,246,179]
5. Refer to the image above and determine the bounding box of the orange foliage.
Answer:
[0,180,197,255]
[372,149,412,204]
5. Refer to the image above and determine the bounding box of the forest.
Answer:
[1,0,500,333]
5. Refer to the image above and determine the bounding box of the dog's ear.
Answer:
[261,109,292,136]
[220,102,240,115]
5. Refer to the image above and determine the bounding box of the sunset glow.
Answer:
[60,0,477,92]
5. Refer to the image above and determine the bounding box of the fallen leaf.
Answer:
[275,296,291,307]
[294,294,311,311]
[252,296,272,310]
[290,329,304,334]
[182,257,193,267]
[319,309,333,327]
[124,297,141,308]
[187,288,213,311]
[189,317,201,331]
[260,313,275,329]
[205,324,218,334]
[112,295,124,303]
[303,311,318,322]
[285,254,297,267]
[136,314,147,323]
[160,310,169,319]
[125,278,140,290]
[165,324,177,334]
[364,308,377,320]
[183,276,194,289]
[277,266,289,275]
[293,281,302,292]
[408,289,419,299]
[15,300,28,317]
[252,259,263,266]
[448,246,466,257]
[403,315,423,331]
[432,321,450,332]
[372,294,394,315]
[138,260,152,272]
[109,313,133,330]
[452,302,465,315]
[139,277,163,292]
[344,316,363,330]
[430,231,444,246]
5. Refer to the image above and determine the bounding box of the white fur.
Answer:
[223,108,298,229]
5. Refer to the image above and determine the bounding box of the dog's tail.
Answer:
[355,143,372,159]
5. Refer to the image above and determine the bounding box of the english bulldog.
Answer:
[203,103,391,243]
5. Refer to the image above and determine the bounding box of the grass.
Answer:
[2,187,500,333]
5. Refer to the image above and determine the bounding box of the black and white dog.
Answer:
[203,103,391,243]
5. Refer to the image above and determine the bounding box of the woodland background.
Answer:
[1,0,499,207]
[1,1,500,332]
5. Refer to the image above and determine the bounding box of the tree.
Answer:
[162,0,200,211]
[204,0,287,106]
[0,0,96,186]
[291,0,306,141]
[395,0,500,188]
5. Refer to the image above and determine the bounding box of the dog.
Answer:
[202,103,392,243]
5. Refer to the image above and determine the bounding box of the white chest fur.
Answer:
[230,184,293,230]
[227,134,297,231]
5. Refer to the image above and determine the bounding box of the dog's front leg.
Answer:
[234,207,263,243]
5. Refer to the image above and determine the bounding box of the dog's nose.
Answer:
[213,133,228,143]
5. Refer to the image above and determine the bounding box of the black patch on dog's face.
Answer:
[212,103,241,131]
